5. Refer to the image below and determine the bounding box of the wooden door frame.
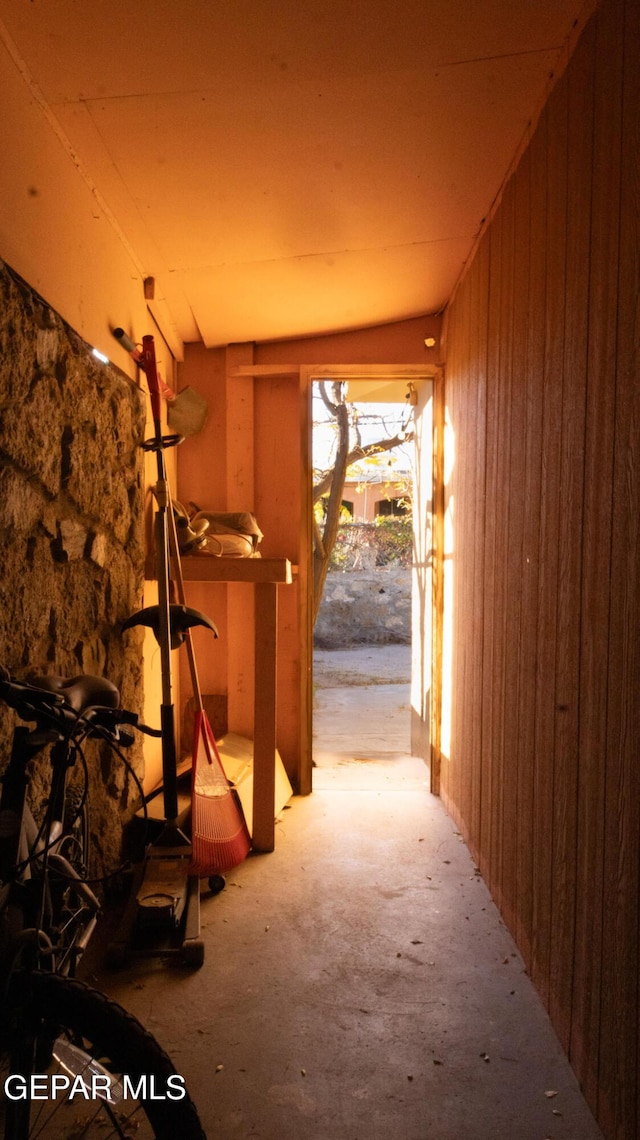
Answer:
[231,361,439,798]
[430,365,445,796]
[301,363,438,795]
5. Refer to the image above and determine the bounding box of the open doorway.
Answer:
[307,369,434,789]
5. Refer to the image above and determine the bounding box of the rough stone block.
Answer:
[0,260,146,877]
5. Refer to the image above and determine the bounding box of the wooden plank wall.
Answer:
[437,1,639,1136]
[177,346,306,791]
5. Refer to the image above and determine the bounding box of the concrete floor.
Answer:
[94,646,604,1139]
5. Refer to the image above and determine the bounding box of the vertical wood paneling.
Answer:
[438,238,490,862]
[627,9,640,1136]
[478,214,502,880]
[453,279,474,829]
[490,175,516,920]
[599,0,640,1132]
[500,155,529,936]
[515,117,547,965]
[491,200,512,904]
[531,74,568,1008]
[254,375,304,779]
[442,273,473,820]
[439,289,458,798]
[438,2,639,1136]
[468,242,490,853]
[571,0,623,1109]
[548,19,595,1052]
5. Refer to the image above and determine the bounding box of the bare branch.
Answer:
[318,379,338,415]
[311,384,414,625]
[313,431,413,503]
[312,513,325,558]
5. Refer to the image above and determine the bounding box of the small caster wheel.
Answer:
[182,939,205,968]
[208,874,226,896]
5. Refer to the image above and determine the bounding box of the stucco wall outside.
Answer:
[314,567,411,649]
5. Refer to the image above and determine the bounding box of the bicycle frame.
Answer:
[0,672,207,1139]
[0,721,100,978]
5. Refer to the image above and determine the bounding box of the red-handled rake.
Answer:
[164,476,251,878]
[108,334,247,968]
[189,710,251,877]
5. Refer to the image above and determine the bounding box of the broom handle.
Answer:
[143,334,214,770]
[166,496,217,768]
[166,485,204,713]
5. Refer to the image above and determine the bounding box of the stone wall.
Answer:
[0,260,146,873]
[314,567,411,648]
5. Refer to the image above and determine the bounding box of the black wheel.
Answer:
[48,788,96,975]
[0,971,205,1139]
[207,874,226,896]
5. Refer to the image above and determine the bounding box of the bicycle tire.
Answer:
[0,971,205,1139]
[41,787,96,976]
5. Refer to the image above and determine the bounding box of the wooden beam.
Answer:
[230,363,438,380]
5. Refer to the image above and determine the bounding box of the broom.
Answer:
[165,461,251,875]
[189,709,251,875]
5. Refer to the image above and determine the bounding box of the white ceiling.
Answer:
[0,0,589,348]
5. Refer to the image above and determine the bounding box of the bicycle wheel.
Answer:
[49,786,95,974]
[0,971,205,1139]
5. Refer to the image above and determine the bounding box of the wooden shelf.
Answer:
[177,554,293,853]
[180,556,293,584]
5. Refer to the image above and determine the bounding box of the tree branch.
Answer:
[312,383,414,625]
[317,379,339,415]
[313,431,414,503]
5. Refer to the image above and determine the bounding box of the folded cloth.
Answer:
[174,502,263,558]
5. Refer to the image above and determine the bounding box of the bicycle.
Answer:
[0,666,206,1138]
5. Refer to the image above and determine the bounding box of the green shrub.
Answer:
[329,517,413,569]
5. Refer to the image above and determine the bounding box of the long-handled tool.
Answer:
[112,327,207,437]
[165,494,251,885]
[109,335,217,967]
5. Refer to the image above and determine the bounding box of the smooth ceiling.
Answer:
[0,0,589,347]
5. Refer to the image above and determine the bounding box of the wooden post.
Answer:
[226,344,255,739]
[430,367,445,796]
[252,582,278,852]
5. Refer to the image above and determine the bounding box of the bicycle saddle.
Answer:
[28,673,121,712]
[122,604,218,649]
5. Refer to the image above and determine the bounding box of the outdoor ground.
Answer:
[312,643,416,786]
